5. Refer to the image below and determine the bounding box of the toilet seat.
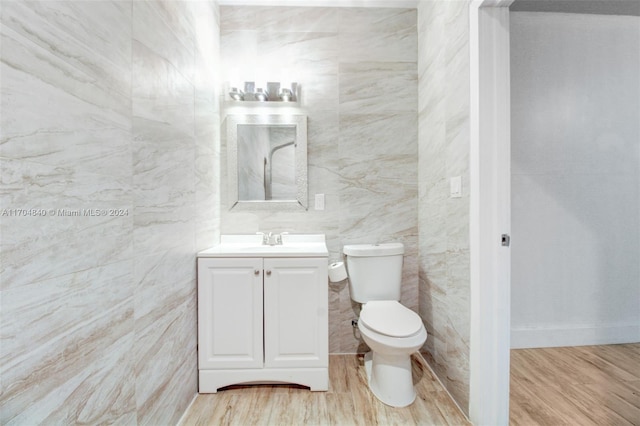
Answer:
[360,301,422,338]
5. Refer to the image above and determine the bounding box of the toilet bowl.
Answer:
[343,242,428,407]
[357,300,427,408]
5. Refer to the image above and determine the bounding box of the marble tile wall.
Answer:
[219,6,418,354]
[0,1,220,424]
[417,0,471,416]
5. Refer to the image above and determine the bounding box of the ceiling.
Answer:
[510,0,640,16]
[218,0,417,7]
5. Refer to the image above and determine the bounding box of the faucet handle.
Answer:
[275,232,289,245]
[256,231,268,244]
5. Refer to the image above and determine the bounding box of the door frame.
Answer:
[469,1,512,425]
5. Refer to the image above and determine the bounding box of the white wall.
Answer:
[510,12,640,348]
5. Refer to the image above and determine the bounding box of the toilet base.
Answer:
[364,351,416,408]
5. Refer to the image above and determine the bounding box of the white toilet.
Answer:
[343,243,427,408]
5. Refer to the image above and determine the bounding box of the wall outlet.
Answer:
[314,194,325,210]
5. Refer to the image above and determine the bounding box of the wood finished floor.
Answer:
[510,343,640,426]
[180,354,470,425]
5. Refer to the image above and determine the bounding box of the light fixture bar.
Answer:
[229,81,298,102]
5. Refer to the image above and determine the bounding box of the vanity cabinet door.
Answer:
[263,257,328,369]
[198,258,263,369]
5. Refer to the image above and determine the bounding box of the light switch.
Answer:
[315,194,325,210]
[450,176,462,198]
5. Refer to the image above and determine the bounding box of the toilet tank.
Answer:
[343,243,404,303]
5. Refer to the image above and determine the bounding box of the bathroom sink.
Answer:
[197,234,328,258]
[236,244,306,251]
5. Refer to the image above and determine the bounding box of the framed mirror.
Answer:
[227,114,308,210]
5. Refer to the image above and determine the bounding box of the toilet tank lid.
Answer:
[343,243,404,257]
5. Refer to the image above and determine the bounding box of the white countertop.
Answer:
[197,234,329,258]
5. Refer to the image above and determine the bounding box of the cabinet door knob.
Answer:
[254,269,260,275]
[266,270,272,276]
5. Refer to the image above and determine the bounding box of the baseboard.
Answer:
[415,352,471,424]
[511,323,640,349]
[176,393,198,426]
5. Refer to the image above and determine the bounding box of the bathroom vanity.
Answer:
[197,234,328,393]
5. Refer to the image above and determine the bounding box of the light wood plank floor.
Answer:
[180,354,470,425]
[510,343,640,425]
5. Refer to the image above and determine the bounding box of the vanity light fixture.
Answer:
[229,87,244,101]
[255,88,268,102]
[279,88,293,102]
[228,81,299,102]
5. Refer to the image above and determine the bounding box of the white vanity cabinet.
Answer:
[198,257,264,370]
[197,234,328,393]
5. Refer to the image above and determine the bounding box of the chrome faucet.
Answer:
[257,231,272,245]
[257,231,287,246]
[266,232,276,245]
